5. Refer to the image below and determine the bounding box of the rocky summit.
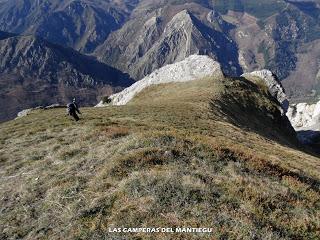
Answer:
[96,55,223,106]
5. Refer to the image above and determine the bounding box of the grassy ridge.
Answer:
[0,77,319,239]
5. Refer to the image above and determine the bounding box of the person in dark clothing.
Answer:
[67,98,81,121]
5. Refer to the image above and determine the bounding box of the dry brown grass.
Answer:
[0,77,319,239]
[103,126,130,139]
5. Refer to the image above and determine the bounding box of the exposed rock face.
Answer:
[94,0,320,100]
[96,55,223,106]
[0,33,133,122]
[287,101,320,144]
[242,70,289,113]
[16,108,35,118]
[287,101,320,129]
[241,69,320,144]
[96,9,241,80]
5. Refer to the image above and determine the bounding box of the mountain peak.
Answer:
[164,9,194,34]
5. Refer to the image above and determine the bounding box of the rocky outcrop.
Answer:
[242,69,320,145]
[241,70,289,113]
[16,108,37,119]
[287,101,320,130]
[96,9,241,80]
[15,104,65,119]
[96,55,223,106]
[286,101,320,144]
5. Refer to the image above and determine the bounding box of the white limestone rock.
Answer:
[287,101,320,130]
[15,104,63,119]
[96,55,223,106]
[286,101,320,144]
[16,108,34,118]
[44,104,64,109]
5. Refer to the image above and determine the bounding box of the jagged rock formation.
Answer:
[241,69,320,145]
[96,9,241,80]
[0,33,133,122]
[242,70,289,113]
[94,0,320,101]
[96,55,223,106]
[241,68,320,145]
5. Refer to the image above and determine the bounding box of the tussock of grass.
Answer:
[103,126,130,139]
[0,77,319,239]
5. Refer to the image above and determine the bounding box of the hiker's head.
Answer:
[72,98,76,103]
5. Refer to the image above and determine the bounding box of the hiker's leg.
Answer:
[70,112,78,121]
[74,113,80,121]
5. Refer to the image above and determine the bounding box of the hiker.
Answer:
[67,98,81,121]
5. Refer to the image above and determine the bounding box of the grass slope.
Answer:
[0,77,319,240]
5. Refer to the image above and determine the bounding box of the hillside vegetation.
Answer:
[0,76,319,239]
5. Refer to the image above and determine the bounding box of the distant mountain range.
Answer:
[1,0,320,120]
[0,32,133,122]
[0,0,134,53]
